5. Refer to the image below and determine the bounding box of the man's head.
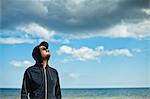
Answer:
[32,41,51,63]
[39,45,50,60]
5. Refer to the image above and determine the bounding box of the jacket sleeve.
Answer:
[55,71,61,99]
[21,70,30,99]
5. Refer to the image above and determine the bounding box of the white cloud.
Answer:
[62,58,74,63]
[105,20,150,39]
[37,38,63,43]
[73,47,99,60]
[15,23,70,44]
[2,0,149,40]
[62,39,70,44]
[58,45,73,55]
[69,20,150,39]
[1,28,70,44]
[69,73,80,79]
[17,23,55,39]
[0,37,35,44]
[58,45,133,62]
[104,49,133,57]
[10,60,34,67]
[142,8,150,15]
[131,48,141,53]
[48,38,70,44]
[58,45,99,61]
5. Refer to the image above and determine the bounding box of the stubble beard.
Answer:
[46,54,50,60]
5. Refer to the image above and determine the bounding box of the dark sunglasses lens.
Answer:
[42,48,46,50]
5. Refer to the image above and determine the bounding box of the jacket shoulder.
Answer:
[25,64,37,72]
[48,66,58,74]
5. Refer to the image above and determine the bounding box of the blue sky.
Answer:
[0,0,150,88]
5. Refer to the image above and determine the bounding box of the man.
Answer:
[21,41,61,99]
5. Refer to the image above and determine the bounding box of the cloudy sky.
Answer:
[0,0,150,88]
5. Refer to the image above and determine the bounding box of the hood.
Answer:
[32,41,49,64]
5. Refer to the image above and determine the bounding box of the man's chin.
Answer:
[46,54,50,60]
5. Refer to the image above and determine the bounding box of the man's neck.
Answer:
[42,60,48,68]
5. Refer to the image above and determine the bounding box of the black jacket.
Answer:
[21,63,61,99]
[21,42,61,99]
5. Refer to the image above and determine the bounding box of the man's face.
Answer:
[39,46,51,60]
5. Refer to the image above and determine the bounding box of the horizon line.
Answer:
[0,86,150,89]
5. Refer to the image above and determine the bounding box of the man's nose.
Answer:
[46,49,49,52]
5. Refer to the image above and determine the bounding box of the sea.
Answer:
[0,88,149,99]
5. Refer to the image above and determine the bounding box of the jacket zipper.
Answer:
[44,67,47,99]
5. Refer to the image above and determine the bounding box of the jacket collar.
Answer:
[35,63,49,69]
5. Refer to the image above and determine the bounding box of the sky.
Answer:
[0,0,150,88]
